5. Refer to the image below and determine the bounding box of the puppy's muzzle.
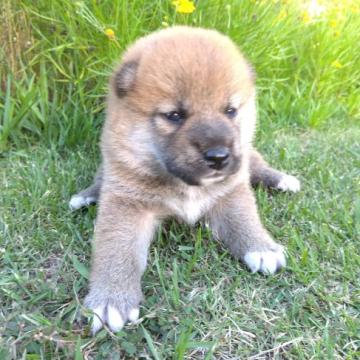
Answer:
[203,147,230,170]
[188,120,235,172]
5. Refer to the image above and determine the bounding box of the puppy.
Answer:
[70,26,300,334]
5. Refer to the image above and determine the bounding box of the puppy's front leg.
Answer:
[207,184,286,274]
[85,191,158,334]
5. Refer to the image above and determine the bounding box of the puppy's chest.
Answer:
[164,188,217,224]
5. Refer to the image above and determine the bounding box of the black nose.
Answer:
[203,147,230,170]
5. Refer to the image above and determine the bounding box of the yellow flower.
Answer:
[302,11,312,24]
[350,5,359,14]
[329,19,337,28]
[172,0,196,14]
[331,60,343,69]
[105,28,115,40]
[333,30,340,38]
[162,21,169,27]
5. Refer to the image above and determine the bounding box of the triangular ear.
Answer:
[113,61,139,98]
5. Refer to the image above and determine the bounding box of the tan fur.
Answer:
[70,26,300,333]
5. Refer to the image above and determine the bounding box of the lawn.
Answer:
[1,0,359,359]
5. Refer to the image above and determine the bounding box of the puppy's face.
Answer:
[108,27,256,186]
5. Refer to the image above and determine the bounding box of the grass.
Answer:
[1,0,359,358]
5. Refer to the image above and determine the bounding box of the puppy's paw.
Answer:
[244,245,286,275]
[90,304,140,334]
[69,194,96,210]
[276,174,300,193]
[85,292,141,334]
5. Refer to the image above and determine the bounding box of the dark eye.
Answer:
[225,106,238,119]
[163,110,185,123]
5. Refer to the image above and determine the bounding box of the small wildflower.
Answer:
[162,21,169,27]
[329,19,337,28]
[225,4,231,11]
[333,30,340,38]
[172,0,196,14]
[105,28,115,40]
[331,60,343,69]
[350,5,359,14]
[302,11,312,24]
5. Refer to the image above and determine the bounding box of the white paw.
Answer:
[277,175,300,193]
[244,247,286,274]
[69,195,96,210]
[90,304,140,334]
[128,308,140,323]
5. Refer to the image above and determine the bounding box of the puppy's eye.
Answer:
[163,111,185,123]
[225,106,238,119]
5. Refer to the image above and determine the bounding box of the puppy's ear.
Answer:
[113,61,139,98]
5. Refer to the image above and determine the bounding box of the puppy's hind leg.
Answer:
[69,165,103,210]
[250,149,300,192]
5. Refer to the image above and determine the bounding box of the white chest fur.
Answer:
[163,171,245,224]
[165,187,217,224]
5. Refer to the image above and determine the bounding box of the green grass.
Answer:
[1,0,359,359]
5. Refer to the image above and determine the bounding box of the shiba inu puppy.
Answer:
[70,26,300,334]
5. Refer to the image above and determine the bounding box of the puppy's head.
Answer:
[106,26,256,186]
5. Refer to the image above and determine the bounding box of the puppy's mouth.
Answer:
[200,172,227,186]
[203,171,226,179]
[164,156,241,186]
